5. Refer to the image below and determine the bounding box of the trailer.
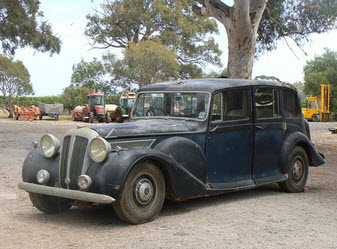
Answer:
[37,102,63,120]
[13,105,40,120]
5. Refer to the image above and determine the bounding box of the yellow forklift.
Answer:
[302,84,331,122]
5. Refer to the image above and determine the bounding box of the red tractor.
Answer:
[73,93,109,123]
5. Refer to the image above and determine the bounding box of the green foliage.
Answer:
[0,0,61,55]
[0,54,33,116]
[254,75,281,82]
[303,48,337,111]
[71,58,111,95]
[258,0,337,53]
[85,0,222,81]
[0,96,62,107]
[113,40,180,87]
[206,68,227,78]
[61,85,91,112]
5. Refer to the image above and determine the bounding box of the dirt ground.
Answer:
[0,116,336,249]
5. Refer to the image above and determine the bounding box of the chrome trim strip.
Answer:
[18,182,115,204]
[110,139,156,150]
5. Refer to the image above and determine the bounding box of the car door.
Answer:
[205,87,255,189]
[252,86,286,184]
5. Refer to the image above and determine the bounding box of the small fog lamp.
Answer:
[37,169,50,184]
[77,175,92,190]
[89,137,111,162]
[40,134,60,158]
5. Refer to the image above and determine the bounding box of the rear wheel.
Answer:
[29,193,71,214]
[113,162,165,224]
[279,146,308,193]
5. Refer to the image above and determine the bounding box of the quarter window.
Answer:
[211,89,249,122]
[255,88,280,119]
[283,90,299,118]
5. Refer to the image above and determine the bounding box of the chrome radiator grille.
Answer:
[59,135,89,189]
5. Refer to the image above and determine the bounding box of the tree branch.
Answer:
[265,6,304,36]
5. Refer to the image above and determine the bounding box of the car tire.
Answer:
[312,114,319,122]
[113,162,165,224]
[29,193,71,214]
[115,107,124,123]
[279,146,308,193]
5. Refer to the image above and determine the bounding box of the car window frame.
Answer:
[282,88,301,119]
[253,86,282,121]
[210,87,252,124]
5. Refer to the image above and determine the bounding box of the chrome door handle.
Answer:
[209,125,219,132]
[255,125,264,130]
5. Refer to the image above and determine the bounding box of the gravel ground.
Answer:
[0,117,336,249]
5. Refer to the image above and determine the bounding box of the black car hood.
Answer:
[91,119,205,138]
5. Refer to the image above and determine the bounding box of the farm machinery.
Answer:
[37,102,63,120]
[302,84,331,122]
[73,93,109,123]
[105,91,136,123]
[13,105,40,120]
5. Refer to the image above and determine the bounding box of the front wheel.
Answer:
[279,146,308,193]
[312,114,319,122]
[113,162,165,224]
[29,193,71,214]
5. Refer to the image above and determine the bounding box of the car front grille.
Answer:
[59,132,91,189]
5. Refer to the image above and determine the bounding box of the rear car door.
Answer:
[252,87,286,184]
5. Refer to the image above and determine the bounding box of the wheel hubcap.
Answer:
[292,159,304,181]
[135,178,154,205]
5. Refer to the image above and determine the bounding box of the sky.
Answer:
[12,0,337,97]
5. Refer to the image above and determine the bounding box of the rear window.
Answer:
[283,90,300,118]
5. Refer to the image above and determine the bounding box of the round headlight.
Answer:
[89,137,111,162]
[40,134,61,158]
[37,169,50,184]
[77,175,92,190]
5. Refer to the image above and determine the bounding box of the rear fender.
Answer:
[279,132,325,173]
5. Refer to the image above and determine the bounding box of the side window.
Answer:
[283,90,300,118]
[255,88,280,119]
[212,89,249,122]
[211,93,222,121]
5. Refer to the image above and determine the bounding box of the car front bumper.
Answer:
[18,182,115,204]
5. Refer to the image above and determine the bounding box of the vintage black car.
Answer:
[18,79,325,224]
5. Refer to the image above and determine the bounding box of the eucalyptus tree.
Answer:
[0,0,61,55]
[0,55,33,117]
[85,0,222,82]
[192,0,337,79]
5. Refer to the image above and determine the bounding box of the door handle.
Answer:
[209,125,219,132]
[255,125,264,130]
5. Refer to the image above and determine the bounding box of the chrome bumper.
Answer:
[18,182,115,204]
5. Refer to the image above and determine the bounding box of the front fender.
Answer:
[22,147,60,186]
[279,132,325,173]
[90,146,208,201]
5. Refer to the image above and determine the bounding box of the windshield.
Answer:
[132,92,210,120]
[88,96,104,106]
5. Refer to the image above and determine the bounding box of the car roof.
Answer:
[138,78,296,93]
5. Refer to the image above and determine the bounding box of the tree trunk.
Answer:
[192,0,267,79]
[227,27,256,79]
